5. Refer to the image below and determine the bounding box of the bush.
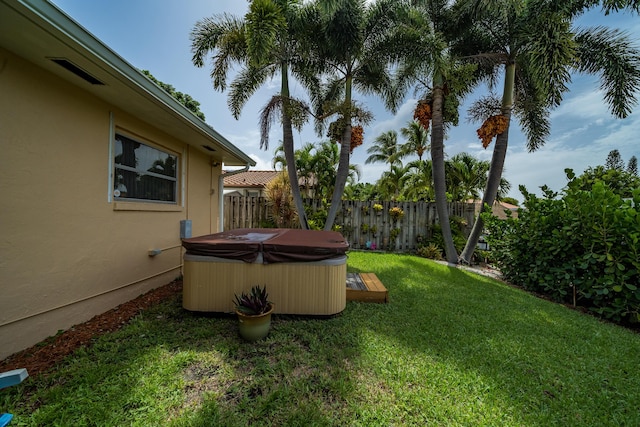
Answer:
[417,243,443,260]
[264,172,298,228]
[430,218,467,253]
[483,172,640,325]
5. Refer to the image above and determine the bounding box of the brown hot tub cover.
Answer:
[181,228,349,263]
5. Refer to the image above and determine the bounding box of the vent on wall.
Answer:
[201,145,216,152]
[49,58,104,85]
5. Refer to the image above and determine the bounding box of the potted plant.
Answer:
[233,285,274,342]
[373,203,383,215]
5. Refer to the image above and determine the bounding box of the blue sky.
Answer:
[51,0,639,202]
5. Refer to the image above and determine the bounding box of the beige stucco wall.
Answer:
[0,47,220,359]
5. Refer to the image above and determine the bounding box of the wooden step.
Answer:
[346,273,388,303]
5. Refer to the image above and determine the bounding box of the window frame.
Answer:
[112,131,181,206]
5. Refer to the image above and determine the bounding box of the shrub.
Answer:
[265,172,298,228]
[431,220,466,253]
[483,172,640,325]
[305,206,328,230]
[417,243,443,260]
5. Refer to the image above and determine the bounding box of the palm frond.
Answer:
[259,96,283,150]
[574,26,640,118]
[467,95,502,124]
[190,14,247,91]
[514,81,551,152]
[523,12,576,108]
[228,65,275,119]
[246,0,287,67]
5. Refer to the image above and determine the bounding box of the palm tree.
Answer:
[365,130,402,171]
[306,0,415,230]
[399,120,430,162]
[191,0,319,229]
[310,140,361,201]
[456,0,640,263]
[402,159,435,201]
[445,152,512,202]
[446,152,488,202]
[394,0,479,263]
[295,143,317,197]
[377,163,409,201]
[272,142,316,197]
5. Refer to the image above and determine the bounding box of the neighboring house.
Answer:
[223,170,319,198]
[468,200,520,220]
[223,170,279,197]
[0,0,254,359]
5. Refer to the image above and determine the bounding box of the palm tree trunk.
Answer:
[460,61,515,263]
[324,124,351,230]
[324,76,353,231]
[281,64,309,229]
[430,79,458,264]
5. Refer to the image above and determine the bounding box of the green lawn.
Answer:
[3,252,639,426]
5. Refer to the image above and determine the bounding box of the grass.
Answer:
[2,252,640,426]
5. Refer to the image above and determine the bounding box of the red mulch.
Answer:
[0,280,183,378]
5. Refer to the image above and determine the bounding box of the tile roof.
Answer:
[468,199,520,219]
[223,170,279,188]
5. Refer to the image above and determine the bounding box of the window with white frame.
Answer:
[113,133,178,203]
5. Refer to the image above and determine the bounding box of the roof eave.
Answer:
[0,0,255,167]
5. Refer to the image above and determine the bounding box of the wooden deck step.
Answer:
[346,273,388,303]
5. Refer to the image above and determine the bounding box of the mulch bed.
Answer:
[0,280,183,378]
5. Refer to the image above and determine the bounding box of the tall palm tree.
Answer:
[456,0,640,263]
[399,120,430,162]
[365,130,402,171]
[191,0,319,229]
[306,0,415,230]
[395,0,479,263]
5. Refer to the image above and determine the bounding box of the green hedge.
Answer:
[483,175,639,325]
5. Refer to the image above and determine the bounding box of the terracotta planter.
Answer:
[235,304,274,342]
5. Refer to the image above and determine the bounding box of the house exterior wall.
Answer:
[0,47,219,359]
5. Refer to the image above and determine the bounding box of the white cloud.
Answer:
[369,98,418,136]
[248,153,273,170]
[550,88,604,120]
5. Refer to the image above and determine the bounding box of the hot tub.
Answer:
[181,229,349,315]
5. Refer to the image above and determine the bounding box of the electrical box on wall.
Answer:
[180,220,192,239]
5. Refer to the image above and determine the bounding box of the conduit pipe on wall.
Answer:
[218,164,250,232]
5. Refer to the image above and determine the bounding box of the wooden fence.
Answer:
[223,196,476,252]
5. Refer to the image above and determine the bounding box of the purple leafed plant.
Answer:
[233,285,272,315]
